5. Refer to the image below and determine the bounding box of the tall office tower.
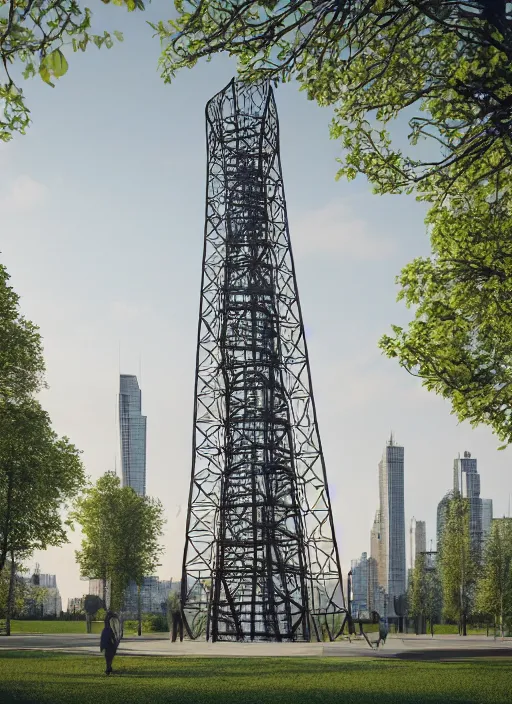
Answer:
[369,510,382,614]
[378,434,406,618]
[350,552,369,618]
[412,520,427,568]
[181,79,345,642]
[437,491,454,550]
[454,451,484,556]
[119,374,147,496]
[482,498,493,541]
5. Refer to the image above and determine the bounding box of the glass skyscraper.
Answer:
[453,452,493,557]
[119,374,147,496]
[378,434,406,618]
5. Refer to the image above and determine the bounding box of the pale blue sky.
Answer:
[2,1,511,605]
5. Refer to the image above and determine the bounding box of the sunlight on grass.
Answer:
[0,652,510,704]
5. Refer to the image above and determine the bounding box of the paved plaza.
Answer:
[1,633,511,660]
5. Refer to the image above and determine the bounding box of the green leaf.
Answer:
[39,65,55,88]
[42,49,69,80]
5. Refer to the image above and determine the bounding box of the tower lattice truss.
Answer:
[182,79,346,642]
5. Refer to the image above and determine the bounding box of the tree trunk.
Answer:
[137,585,142,637]
[5,551,16,636]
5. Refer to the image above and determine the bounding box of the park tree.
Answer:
[476,518,512,637]
[0,264,45,399]
[0,398,85,574]
[0,0,146,140]
[409,553,442,635]
[439,495,478,635]
[73,472,165,635]
[72,472,120,606]
[0,264,85,632]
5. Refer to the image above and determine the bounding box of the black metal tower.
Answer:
[181,79,346,642]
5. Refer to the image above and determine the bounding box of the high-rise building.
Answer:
[436,490,453,550]
[378,434,406,618]
[350,552,369,618]
[454,452,494,558]
[482,498,493,540]
[368,512,381,614]
[123,577,175,616]
[411,520,426,569]
[119,374,147,496]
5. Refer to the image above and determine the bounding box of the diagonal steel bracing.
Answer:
[181,79,346,642]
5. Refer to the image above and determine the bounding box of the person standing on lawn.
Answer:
[100,611,120,675]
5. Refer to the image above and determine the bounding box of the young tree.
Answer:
[476,518,512,638]
[409,554,442,636]
[0,398,85,574]
[1,0,146,141]
[439,495,478,636]
[72,472,120,606]
[74,472,165,634]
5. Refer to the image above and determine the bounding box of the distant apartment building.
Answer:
[24,570,62,616]
[377,434,406,618]
[123,577,175,616]
[67,597,84,613]
[119,374,147,496]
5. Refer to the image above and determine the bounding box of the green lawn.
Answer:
[10,621,103,634]
[10,621,153,635]
[0,652,510,704]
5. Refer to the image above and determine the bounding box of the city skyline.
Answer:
[3,4,511,606]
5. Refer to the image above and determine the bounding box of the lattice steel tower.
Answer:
[181,79,346,642]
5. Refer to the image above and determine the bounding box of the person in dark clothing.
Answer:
[100,611,119,675]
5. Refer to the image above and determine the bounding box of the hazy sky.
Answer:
[2,1,511,606]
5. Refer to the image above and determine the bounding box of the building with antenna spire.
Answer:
[377,433,406,619]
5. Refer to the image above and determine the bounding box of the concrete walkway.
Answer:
[1,633,511,660]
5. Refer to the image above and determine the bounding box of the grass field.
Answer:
[0,652,511,704]
[10,621,149,635]
[10,621,103,634]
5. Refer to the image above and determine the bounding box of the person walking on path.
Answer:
[100,611,120,675]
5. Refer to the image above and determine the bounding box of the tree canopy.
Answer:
[151,1,512,442]
[0,0,146,140]
[380,172,512,445]
[154,0,512,201]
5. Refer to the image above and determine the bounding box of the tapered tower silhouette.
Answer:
[181,79,345,642]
